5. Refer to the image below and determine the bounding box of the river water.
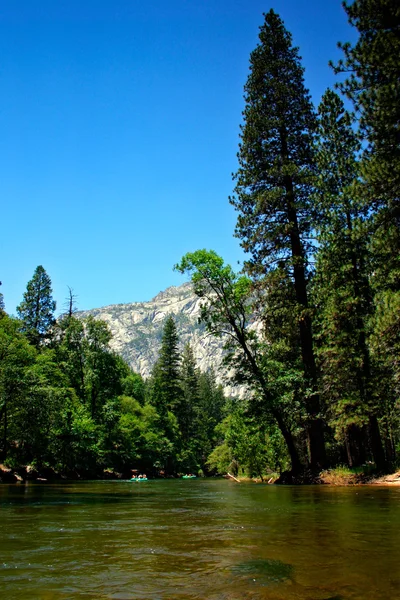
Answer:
[1,479,399,599]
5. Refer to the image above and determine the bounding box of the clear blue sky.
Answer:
[1,0,356,314]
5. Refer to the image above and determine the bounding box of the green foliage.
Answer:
[122,372,145,404]
[16,266,56,347]
[229,10,316,273]
[311,89,378,466]
[207,407,290,478]
[176,249,304,474]
[228,9,326,470]
[148,316,182,417]
[334,0,400,203]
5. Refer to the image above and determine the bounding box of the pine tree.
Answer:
[333,0,400,469]
[17,266,56,347]
[230,10,325,469]
[335,0,400,205]
[177,343,199,443]
[313,89,386,469]
[148,316,182,420]
[335,0,400,305]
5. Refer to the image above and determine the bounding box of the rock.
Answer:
[26,465,39,480]
[0,465,22,483]
[78,282,247,397]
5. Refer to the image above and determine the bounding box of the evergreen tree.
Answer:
[149,315,182,416]
[334,0,400,205]
[177,343,199,443]
[197,370,226,451]
[17,266,56,347]
[335,1,400,313]
[313,89,386,469]
[229,10,325,469]
[146,315,182,471]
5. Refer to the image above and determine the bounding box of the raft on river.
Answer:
[130,477,148,481]
[182,475,196,479]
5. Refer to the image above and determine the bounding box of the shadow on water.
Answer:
[231,557,293,587]
[0,481,152,508]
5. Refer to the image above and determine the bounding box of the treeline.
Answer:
[177,0,400,477]
[0,268,227,476]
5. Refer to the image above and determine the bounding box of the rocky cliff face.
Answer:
[78,282,239,396]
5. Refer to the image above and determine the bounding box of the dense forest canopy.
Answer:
[1,0,399,480]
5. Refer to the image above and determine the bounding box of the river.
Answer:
[1,479,399,599]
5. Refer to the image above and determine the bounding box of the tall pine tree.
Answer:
[230,10,325,469]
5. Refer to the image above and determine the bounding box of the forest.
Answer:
[1,0,399,481]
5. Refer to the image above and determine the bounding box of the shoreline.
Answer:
[1,463,400,486]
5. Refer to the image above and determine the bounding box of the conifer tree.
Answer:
[148,315,182,420]
[335,0,400,304]
[17,266,56,347]
[335,0,400,205]
[313,89,386,469]
[177,343,199,443]
[230,10,325,469]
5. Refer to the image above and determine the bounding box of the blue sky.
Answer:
[1,0,356,314]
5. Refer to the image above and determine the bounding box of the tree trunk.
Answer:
[368,415,387,472]
[284,182,326,469]
[279,128,326,471]
[273,408,303,475]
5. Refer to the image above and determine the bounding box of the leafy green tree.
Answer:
[122,371,145,404]
[229,10,325,469]
[0,314,36,460]
[84,316,127,420]
[17,266,56,347]
[54,315,127,420]
[207,406,290,478]
[175,249,303,474]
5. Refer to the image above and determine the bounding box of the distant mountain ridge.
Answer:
[78,282,240,396]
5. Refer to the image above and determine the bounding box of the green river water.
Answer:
[1,479,400,599]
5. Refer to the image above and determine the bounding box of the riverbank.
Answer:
[231,468,400,486]
[319,468,400,486]
[2,462,400,486]
[0,464,128,484]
